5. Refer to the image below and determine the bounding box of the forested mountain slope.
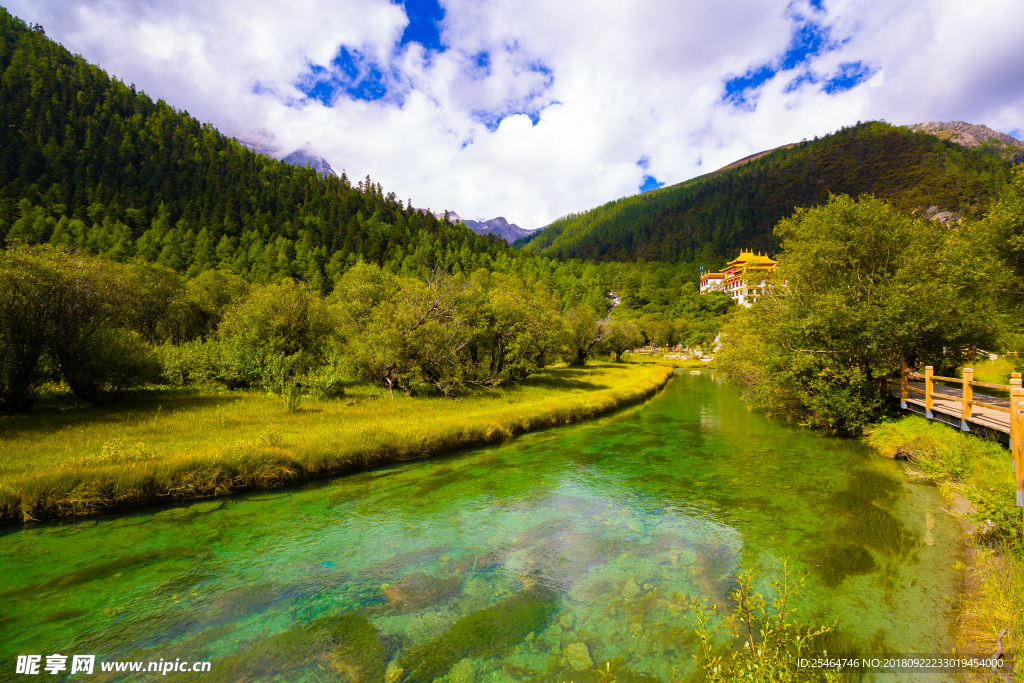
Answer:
[0,9,507,289]
[520,121,1016,263]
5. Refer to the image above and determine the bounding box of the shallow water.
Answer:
[1,373,963,682]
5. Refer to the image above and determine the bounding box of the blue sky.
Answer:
[12,0,1024,227]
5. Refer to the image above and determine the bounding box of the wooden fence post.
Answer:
[900,361,908,410]
[961,368,973,431]
[1012,388,1024,520]
[925,366,934,419]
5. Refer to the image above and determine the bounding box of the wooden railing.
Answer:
[899,365,1024,514]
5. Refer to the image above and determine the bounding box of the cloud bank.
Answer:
[9,0,1024,228]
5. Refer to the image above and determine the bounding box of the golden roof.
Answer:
[726,250,777,268]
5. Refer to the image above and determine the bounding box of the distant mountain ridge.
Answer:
[431,211,536,244]
[520,120,1016,263]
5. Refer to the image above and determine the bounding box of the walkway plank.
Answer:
[887,380,1011,435]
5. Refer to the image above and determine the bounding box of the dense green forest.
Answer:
[520,121,1015,262]
[0,8,511,287]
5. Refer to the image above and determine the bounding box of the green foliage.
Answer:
[155,339,233,387]
[0,245,155,410]
[524,121,1013,263]
[58,328,159,403]
[334,264,566,395]
[718,194,999,433]
[218,280,338,393]
[602,318,642,361]
[563,306,609,366]
[690,558,840,683]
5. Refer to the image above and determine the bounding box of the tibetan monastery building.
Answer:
[699,250,777,307]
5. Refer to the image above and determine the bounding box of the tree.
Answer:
[718,194,998,433]
[0,246,156,410]
[603,318,642,361]
[218,279,337,392]
[463,271,564,383]
[0,248,60,413]
[563,306,610,366]
[979,165,1024,348]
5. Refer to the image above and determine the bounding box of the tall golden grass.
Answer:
[0,362,674,524]
[866,417,1022,676]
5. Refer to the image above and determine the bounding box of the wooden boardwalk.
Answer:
[887,379,1012,443]
[887,365,1023,510]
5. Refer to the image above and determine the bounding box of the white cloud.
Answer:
[8,0,1024,228]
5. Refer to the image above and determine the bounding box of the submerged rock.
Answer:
[211,612,386,683]
[397,586,558,683]
[383,571,462,612]
[563,642,593,671]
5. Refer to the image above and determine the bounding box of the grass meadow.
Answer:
[0,361,675,524]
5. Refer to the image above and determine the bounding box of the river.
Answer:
[0,371,962,682]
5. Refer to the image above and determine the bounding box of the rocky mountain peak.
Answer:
[282,143,337,177]
[909,121,1023,159]
[433,211,537,244]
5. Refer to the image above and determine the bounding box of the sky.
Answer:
[8,0,1024,228]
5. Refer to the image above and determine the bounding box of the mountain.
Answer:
[521,121,1015,263]
[909,121,1023,160]
[282,144,337,177]
[430,211,536,244]
[235,137,336,177]
[0,8,510,287]
[463,217,535,244]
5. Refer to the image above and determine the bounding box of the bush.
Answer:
[156,340,237,387]
[690,558,840,683]
[218,280,338,393]
[0,245,149,409]
[57,329,159,402]
[301,349,347,399]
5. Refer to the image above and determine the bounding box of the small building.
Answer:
[699,250,777,306]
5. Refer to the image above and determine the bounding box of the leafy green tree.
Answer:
[0,247,61,413]
[979,165,1024,350]
[563,306,609,366]
[602,318,642,361]
[177,270,251,341]
[462,271,564,383]
[0,246,156,407]
[218,280,337,392]
[718,194,998,433]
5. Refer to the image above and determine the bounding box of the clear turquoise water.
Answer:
[0,372,962,682]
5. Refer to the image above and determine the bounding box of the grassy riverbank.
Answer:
[867,417,1022,675]
[0,362,675,525]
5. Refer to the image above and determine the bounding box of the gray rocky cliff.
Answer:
[909,121,1023,160]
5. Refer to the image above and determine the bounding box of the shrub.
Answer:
[690,558,840,683]
[57,329,159,402]
[156,340,235,387]
[218,280,338,393]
